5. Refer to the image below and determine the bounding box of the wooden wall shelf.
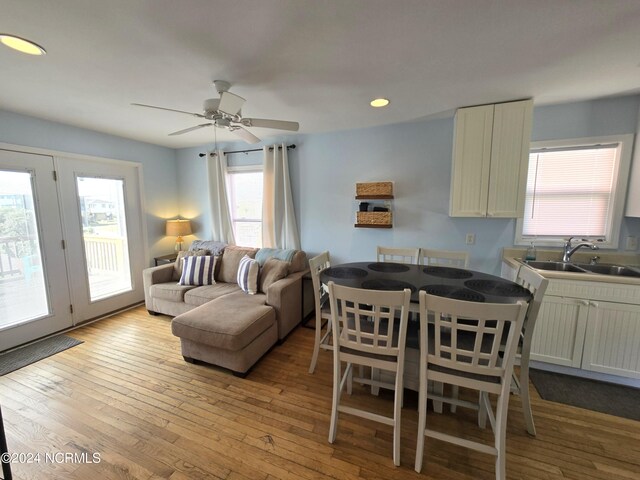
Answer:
[355,195,394,200]
[354,224,393,229]
[355,181,394,228]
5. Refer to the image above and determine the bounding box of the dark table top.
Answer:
[320,262,532,304]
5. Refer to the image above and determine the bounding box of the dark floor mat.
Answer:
[529,369,639,421]
[0,335,83,376]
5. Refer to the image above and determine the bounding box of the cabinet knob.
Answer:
[590,301,599,308]
[578,300,589,306]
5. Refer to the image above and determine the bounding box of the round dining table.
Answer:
[320,262,532,305]
[319,261,532,394]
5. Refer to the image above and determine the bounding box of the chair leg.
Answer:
[371,367,380,395]
[432,381,443,414]
[0,407,12,480]
[415,366,427,473]
[450,385,459,413]
[393,370,403,466]
[520,361,536,436]
[347,363,353,395]
[478,391,488,429]
[328,356,341,443]
[308,315,322,374]
[494,392,510,480]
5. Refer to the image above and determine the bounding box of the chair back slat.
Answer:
[309,251,331,311]
[377,246,420,264]
[419,248,469,267]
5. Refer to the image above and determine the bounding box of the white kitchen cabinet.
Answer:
[530,277,640,379]
[625,129,640,217]
[530,295,588,368]
[582,301,640,379]
[449,99,533,217]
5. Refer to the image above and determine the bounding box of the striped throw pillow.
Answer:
[178,255,216,286]
[237,255,259,295]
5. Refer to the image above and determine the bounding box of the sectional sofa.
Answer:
[143,242,308,376]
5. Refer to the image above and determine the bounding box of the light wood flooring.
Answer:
[1,306,639,480]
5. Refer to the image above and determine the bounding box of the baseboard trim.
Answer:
[530,361,640,388]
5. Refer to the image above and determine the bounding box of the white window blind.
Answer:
[522,144,618,238]
[226,169,263,248]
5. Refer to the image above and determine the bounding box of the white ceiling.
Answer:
[2,0,640,149]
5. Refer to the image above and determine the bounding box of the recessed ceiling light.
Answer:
[0,34,46,55]
[370,98,390,108]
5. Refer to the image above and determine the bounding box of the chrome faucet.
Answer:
[562,237,599,263]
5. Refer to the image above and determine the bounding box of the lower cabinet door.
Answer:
[581,301,640,379]
[530,296,589,368]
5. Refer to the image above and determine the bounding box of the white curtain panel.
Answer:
[206,150,236,245]
[262,144,300,249]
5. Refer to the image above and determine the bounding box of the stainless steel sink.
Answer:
[574,263,640,277]
[522,260,640,277]
[523,261,588,273]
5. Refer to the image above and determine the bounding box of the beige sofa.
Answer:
[143,244,308,376]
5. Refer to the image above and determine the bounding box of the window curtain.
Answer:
[206,150,236,245]
[262,144,300,249]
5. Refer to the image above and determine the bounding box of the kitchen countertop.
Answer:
[502,247,640,285]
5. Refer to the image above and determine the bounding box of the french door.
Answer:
[0,149,145,351]
[0,150,72,350]
[56,157,145,321]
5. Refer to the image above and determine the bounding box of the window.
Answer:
[516,135,633,248]
[226,167,263,247]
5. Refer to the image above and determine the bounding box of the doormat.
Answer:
[0,335,83,376]
[529,369,640,421]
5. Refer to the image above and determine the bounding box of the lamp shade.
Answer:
[166,219,192,237]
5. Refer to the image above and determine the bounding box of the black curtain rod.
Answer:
[198,144,296,157]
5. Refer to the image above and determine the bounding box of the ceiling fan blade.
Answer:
[231,126,261,144]
[241,118,299,131]
[168,123,213,136]
[132,103,205,118]
[218,91,245,116]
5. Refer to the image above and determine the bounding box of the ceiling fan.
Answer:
[132,80,299,144]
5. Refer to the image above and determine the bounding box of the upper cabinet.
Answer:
[625,132,640,217]
[449,99,533,217]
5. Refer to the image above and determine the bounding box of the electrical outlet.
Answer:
[625,236,638,251]
[465,233,475,245]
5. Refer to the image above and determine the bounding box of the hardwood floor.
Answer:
[1,306,638,480]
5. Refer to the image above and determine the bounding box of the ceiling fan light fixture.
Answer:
[0,34,46,55]
[370,98,390,108]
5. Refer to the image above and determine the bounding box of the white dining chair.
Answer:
[415,291,527,480]
[308,251,333,374]
[419,248,469,267]
[377,246,420,264]
[509,265,548,436]
[371,246,418,395]
[419,248,470,411]
[327,281,411,466]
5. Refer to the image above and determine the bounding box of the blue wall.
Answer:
[0,110,180,261]
[176,94,640,275]
[3,94,638,275]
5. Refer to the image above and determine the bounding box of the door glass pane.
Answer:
[77,176,132,301]
[0,170,49,328]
